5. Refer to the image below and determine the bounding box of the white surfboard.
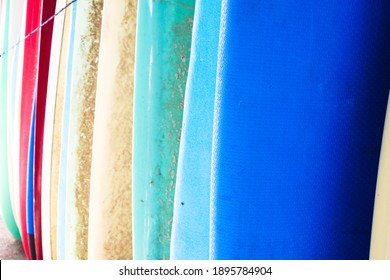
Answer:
[64,0,103,260]
[12,0,27,241]
[370,93,390,259]
[41,0,67,260]
[88,0,137,260]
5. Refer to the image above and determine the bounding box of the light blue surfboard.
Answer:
[170,0,221,260]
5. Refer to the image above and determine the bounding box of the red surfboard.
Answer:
[20,0,43,260]
[33,0,56,260]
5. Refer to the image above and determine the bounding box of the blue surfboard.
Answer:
[26,93,36,259]
[170,0,221,260]
[210,1,390,260]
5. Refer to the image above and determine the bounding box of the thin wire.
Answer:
[0,0,77,58]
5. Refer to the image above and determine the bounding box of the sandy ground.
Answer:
[0,215,26,260]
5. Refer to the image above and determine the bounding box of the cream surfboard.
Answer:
[88,0,137,260]
[41,0,67,260]
[50,0,73,260]
[370,94,390,259]
[64,0,103,260]
[56,0,77,259]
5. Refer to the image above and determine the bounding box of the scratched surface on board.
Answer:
[102,0,136,260]
[64,0,103,260]
[88,0,137,260]
[133,0,195,260]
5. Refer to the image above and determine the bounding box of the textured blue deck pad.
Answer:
[170,0,221,260]
[210,1,390,260]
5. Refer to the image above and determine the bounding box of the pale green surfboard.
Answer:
[5,0,27,236]
[132,0,195,260]
[0,0,21,240]
[64,0,103,260]
[88,0,136,260]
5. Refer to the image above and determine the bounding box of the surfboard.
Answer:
[50,0,73,260]
[133,0,195,260]
[8,1,28,243]
[0,0,20,240]
[64,0,103,260]
[0,0,2,36]
[26,94,37,260]
[57,0,77,260]
[33,0,57,260]
[20,0,44,260]
[209,1,390,260]
[170,0,221,260]
[370,94,390,260]
[6,0,27,239]
[41,0,66,260]
[88,0,136,260]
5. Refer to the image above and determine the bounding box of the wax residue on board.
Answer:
[150,13,194,260]
[74,0,103,260]
[100,0,136,260]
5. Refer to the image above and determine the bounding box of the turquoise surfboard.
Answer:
[133,0,196,260]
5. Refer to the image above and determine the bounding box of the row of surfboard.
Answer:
[0,0,135,260]
[1,0,390,260]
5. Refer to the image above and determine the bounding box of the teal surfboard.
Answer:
[133,0,196,260]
